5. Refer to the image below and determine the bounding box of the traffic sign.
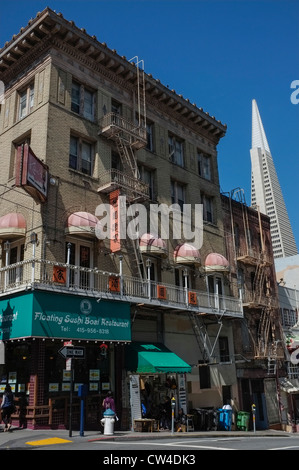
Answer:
[59,346,85,359]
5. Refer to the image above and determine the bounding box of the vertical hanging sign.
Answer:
[110,189,121,253]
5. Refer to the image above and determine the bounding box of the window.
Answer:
[18,83,34,119]
[169,135,184,167]
[111,100,121,115]
[202,194,214,223]
[71,82,80,114]
[281,308,298,328]
[138,165,155,200]
[146,122,154,151]
[69,136,93,175]
[219,337,230,363]
[198,152,211,180]
[171,181,185,211]
[71,81,95,120]
[66,241,93,289]
[198,361,211,389]
[5,241,25,286]
[111,152,122,171]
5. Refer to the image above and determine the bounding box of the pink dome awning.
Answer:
[0,213,26,239]
[205,253,230,272]
[65,211,98,237]
[174,243,201,265]
[139,233,167,257]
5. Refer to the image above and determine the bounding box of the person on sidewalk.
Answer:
[1,384,15,432]
[175,408,187,432]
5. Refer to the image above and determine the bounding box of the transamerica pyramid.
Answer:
[250,99,298,258]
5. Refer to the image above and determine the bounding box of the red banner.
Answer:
[109,189,121,253]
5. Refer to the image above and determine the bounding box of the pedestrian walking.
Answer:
[1,384,15,432]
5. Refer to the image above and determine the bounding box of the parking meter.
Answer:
[78,385,88,436]
[171,397,176,433]
[252,404,256,433]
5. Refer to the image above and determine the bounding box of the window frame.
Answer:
[146,121,154,152]
[69,135,94,176]
[71,81,95,121]
[18,83,34,120]
[198,151,212,181]
[171,180,186,211]
[219,336,230,363]
[202,193,214,223]
[138,164,155,200]
[169,134,184,167]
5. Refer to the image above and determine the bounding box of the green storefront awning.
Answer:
[0,291,131,342]
[126,342,191,374]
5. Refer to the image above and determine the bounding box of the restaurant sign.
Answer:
[0,291,131,342]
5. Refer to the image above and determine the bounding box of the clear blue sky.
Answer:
[1,0,298,249]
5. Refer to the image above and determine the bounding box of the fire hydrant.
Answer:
[101,408,116,435]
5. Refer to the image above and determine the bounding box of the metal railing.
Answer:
[98,168,149,198]
[0,258,243,317]
[99,112,147,145]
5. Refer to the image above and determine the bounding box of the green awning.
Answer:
[126,342,191,373]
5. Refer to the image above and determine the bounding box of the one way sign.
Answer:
[58,346,85,359]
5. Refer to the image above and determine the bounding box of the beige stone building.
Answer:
[0,7,246,430]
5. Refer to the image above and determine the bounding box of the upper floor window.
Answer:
[71,81,95,121]
[198,152,211,180]
[111,99,122,115]
[18,83,34,120]
[139,165,155,200]
[146,122,154,151]
[69,135,93,175]
[202,194,214,223]
[169,135,184,167]
[171,180,185,211]
[219,337,230,363]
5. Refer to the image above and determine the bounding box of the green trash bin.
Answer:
[236,411,250,431]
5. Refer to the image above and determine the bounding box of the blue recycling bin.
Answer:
[218,408,232,431]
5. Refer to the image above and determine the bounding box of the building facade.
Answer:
[0,7,283,432]
[275,256,299,431]
[250,99,298,259]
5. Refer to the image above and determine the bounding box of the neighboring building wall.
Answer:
[221,193,285,428]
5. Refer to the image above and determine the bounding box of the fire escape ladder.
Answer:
[130,236,147,281]
[253,262,265,304]
[118,196,146,281]
[116,135,139,179]
[267,357,277,375]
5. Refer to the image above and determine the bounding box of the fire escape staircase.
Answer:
[98,58,149,280]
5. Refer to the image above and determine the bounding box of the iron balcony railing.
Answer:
[0,258,243,318]
[99,113,147,148]
[98,168,150,199]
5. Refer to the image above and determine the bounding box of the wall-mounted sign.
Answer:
[15,143,48,203]
[109,189,121,253]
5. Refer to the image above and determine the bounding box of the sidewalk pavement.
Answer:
[0,425,291,449]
